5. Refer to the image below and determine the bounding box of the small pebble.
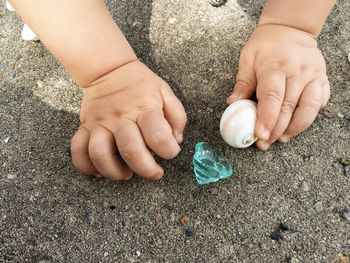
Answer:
[155,213,162,222]
[270,229,284,241]
[83,212,93,225]
[345,166,350,177]
[339,158,350,166]
[337,112,344,118]
[336,253,349,263]
[0,64,7,69]
[279,222,290,231]
[179,214,190,225]
[103,252,108,257]
[185,228,195,237]
[37,80,44,88]
[302,181,310,192]
[0,136,10,144]
[136,251,141,257]
[102,201,109,208]
[314,201,324,213]
[288,257,301,263]
[209,0,227,7]
[333,162,345,175]
[322,110,332,118]
[342,211,350,221]
[168,17,177,24]
[7,174,16,179]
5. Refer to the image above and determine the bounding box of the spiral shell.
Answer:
[220,99,257,148]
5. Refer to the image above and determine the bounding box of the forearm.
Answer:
[9,0,137,87]
[259,0,336,38]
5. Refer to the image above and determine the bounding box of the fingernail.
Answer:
[257,141,270,151]
[124,174,133,181]
[95,173,102,178]
[176,133,183,144]
[279,134,290,143]
[259,129,270,141]
[228,93,239,102]
[153,173,164,180]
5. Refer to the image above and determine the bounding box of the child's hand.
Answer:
[71,61,187,180]
[227,24,330,150]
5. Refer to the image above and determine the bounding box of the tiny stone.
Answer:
[288,257,301,263]
[345,166,350,177]
[210,188,219,194]
[185,228,195,237]
[102,201,109,208]
[209,0,227,7]
[342,211,350,221]
[337,112,344,118]
[83,212,93,225]
[155,213,162,222]
[322,110,332,118]
[270,229,284,241]
[168,17,177,24]
[339,158,350,166]
[279,222,290,231]
[104,252,108,257]
[179,214,190,225]
[0,136,10,144]
[7,174,16,179]
[136,251,141,257]
[314,201,324,213]
[333,162,345,175]
[302,181,310,192]
[37,80,44,88]
[336,253,349,263]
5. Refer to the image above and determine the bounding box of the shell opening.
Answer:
[242,134,256,146]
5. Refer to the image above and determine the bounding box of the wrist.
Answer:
[259,0,336,39]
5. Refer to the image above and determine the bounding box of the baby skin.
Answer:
[9,0,336,180]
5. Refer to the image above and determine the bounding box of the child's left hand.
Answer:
[227,24,330,150]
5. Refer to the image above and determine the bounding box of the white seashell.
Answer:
[21,24,39,41]
[220,99,257,148]
[5,1,15,12]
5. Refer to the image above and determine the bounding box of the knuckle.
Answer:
[235,78,253,89]
[119,144,139,161]
[89,144,108,160]
[149,131,171,146]
[264,89,283,103]
[281,100,297,114]
[306,99,321,112]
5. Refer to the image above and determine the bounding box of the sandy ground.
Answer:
[0,0,349,262]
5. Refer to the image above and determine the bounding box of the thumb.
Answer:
[227,53,257,104]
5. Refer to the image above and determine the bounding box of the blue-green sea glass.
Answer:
[193,142,233,185]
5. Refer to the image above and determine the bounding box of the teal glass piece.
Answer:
[193,142,233,185]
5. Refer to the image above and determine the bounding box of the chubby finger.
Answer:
[266,76,306,145]
[138,110,181,160]
[227,51,256,104]
[160,85,187,144]
[116,120,164,180]
[255,70,286,141]
[280,78,323,141]
[70,125,98,175]
[89,126,133,181]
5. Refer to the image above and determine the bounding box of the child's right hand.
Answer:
[70,61,187,181]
